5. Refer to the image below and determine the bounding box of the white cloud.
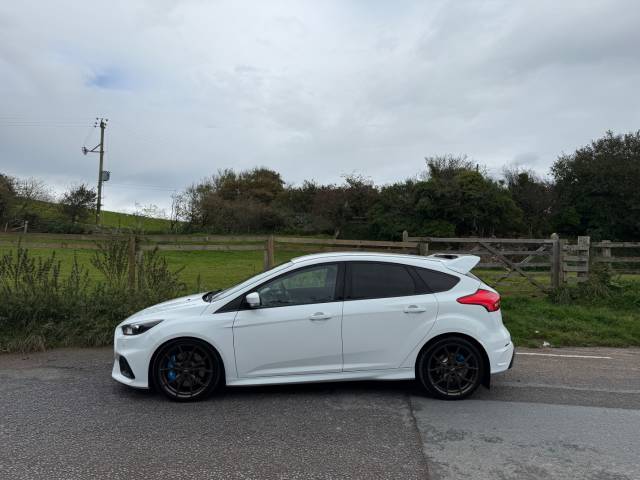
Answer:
[1,0,639,211]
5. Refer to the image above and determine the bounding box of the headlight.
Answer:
[121,320,163,336]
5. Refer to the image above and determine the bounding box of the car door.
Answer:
[341,261,439,371]
[233,262,344,378]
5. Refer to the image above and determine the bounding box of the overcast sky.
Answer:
[1,0,639,214]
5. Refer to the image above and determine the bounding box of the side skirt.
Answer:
[226,368,415,387]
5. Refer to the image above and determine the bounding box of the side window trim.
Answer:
[216,262,345,313]
[344,261,421,301]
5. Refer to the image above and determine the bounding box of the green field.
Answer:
[1,244,639,350]
[100,210,174,233]
[19,199,175,233]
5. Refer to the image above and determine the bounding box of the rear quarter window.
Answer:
[414,267,460,293]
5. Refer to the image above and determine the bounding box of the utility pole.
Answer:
[96,119,106,224]
[82,117,109,225]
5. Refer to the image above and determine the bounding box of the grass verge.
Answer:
[502,295,640,348]
[1,244,638,352]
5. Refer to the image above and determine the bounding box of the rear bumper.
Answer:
[489,340,514,374]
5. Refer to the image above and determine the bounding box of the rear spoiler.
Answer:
[427,254,480,274]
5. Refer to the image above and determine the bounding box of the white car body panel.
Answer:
[112,252,514,391]
[342,294,438,371]
[233,301,343,377]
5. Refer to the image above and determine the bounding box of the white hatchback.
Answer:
[113,252,514,401]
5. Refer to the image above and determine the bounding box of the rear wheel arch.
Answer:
[148,336,226,391]
[415,332,491,389]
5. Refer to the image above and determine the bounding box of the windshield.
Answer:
[205,261,294,302]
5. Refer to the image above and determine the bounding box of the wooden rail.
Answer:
[3,232,639,290]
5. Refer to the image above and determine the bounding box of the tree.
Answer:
[414,158,523,237]
[0,173,16,224]
[9,176,55,229]
[273,180,325,233]
[551,130,640,240]
[503,168,553,236]
[178,168,285,234]
[423,154,477,180]
[60,184,97,223]
[210,167,285,204]
[368,180,419,239]
[14,177,53,202]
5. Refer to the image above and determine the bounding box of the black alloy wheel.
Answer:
[417,337,484,400]
[153,339,221,401]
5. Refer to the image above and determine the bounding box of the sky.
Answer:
[1,0,640,214]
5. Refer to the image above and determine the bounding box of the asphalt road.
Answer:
[1,347,639,479]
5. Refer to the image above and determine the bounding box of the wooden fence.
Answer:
[2,232,639,293]
[403,232,559,292]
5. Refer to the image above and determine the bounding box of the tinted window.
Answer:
[348,262,417,300]
[414,267,460,293]
[256,264,339,307]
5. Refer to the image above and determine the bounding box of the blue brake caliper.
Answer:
[456,353,465,364]
[166,355,177,382]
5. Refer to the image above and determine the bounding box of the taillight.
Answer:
[457,289,500,312]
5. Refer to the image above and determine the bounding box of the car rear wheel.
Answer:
[153,339,222,401]
[417,337,484,400]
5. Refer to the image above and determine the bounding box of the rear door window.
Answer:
[347,262,417,300]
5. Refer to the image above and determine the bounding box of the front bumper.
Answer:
[112,329,152,389]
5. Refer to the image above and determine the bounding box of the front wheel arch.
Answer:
[148,336,226,392]
[415,333,491,389]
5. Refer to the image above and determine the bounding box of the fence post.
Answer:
[601,240,611,270]
[559,238,567,284]
[418,242,429,256]
[23,220,28,234]
[264,235,275,271]
[551,233,560,289]
[402,230,408,242]
[263,246,269,271]
[577,236,590,280]
[128,235,137,290]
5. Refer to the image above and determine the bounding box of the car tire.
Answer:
[417,336,485,400]
[152,338,222,402]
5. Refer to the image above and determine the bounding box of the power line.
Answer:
[0,123,90,127]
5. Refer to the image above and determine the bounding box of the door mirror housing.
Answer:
[245,292,261,308]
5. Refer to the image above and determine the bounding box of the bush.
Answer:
[0,241,187,352]
[549,263,633,307]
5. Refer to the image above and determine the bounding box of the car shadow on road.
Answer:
[112,378,428,402]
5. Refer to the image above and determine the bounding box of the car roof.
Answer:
[290,251,445,267]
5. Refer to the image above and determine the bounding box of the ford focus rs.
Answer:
[113,252,514,401]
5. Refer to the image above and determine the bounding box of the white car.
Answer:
[112,252,514,401]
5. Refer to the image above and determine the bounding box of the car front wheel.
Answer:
[152,339,222,401]
[417,337,484,400]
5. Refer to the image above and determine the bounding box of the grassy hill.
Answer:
[14,199,175,234]
[100,209,174,233]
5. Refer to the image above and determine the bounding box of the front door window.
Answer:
[257,264,339,307]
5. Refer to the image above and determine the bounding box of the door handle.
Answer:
[404,305,426,313]
[309,312,332,321]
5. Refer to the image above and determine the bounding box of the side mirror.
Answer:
[245,292,261,308]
